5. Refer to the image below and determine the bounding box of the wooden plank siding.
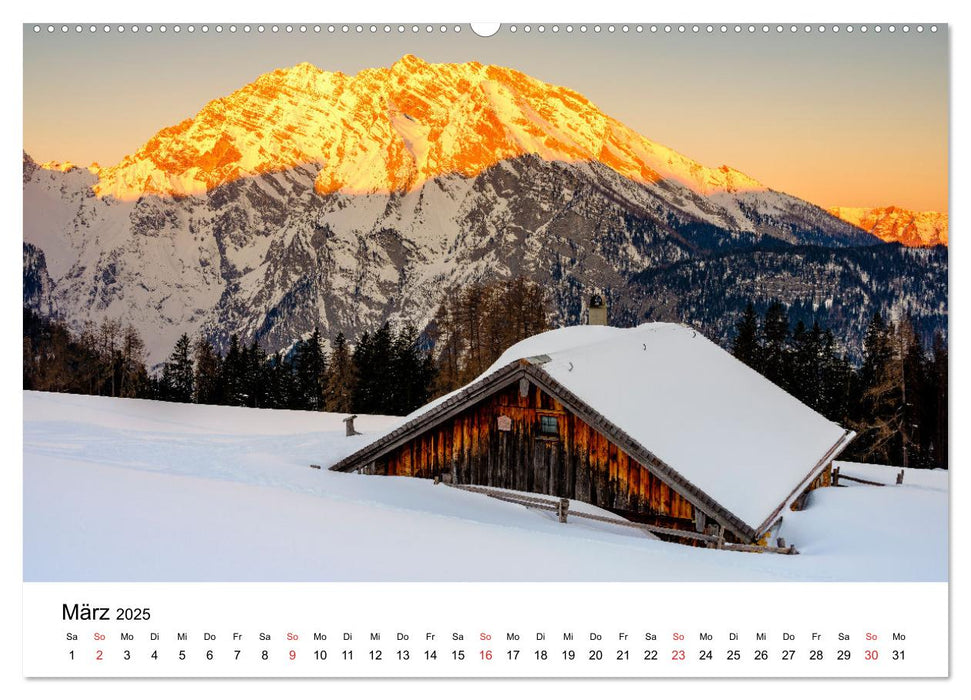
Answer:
[374,381,701,535]
[790,463,834,512]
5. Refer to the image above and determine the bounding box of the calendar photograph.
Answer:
[23,23,948,587]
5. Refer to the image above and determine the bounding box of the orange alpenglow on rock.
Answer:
[827,206,948,247]
[40,160,79,173]
[87,56,765,201]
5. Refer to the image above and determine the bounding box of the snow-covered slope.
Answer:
[828,205,948,247]
[22,156,871,364]
[23,391,946,581]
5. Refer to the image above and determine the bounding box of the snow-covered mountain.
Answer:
[93,55,767,201]
[828,205,948,247]
[24,57,885,363]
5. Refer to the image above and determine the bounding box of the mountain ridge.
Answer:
[827,205,948,247]
[26,57,933,367]
[79,56,766,201]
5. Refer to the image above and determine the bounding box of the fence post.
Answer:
[832,465,840,486]
[896,469,904,485]
[557,498,570,524]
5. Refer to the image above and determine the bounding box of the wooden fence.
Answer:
[441,482,797,555]
[832,465,905,487]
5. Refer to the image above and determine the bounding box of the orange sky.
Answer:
[23,25,948,212]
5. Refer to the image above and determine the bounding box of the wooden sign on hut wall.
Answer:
[496,415,512,432]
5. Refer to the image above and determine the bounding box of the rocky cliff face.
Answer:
[23,242,55,317]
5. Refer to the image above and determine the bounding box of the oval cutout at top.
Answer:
[471,23,501,37]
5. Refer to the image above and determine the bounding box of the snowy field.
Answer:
[23,391,947,582]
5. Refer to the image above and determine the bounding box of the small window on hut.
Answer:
[539,415,559,437]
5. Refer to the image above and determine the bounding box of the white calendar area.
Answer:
[23,582,947,678]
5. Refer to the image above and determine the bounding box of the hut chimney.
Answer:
[343,415,361,436]
[587,292,607,326]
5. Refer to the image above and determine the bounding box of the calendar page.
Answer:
[20,14,950,686]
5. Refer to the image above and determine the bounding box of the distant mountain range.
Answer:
[23,57,946,364]
[827,206,948,248]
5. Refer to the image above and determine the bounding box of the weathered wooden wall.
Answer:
[790,463,834,512]
[373,380,699,531]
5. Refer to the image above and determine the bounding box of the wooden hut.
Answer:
[331,323,855,545]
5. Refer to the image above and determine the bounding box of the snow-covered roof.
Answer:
[490,324,851,532]
[335,323,853,538]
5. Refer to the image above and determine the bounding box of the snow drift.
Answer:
[23,391,946,582]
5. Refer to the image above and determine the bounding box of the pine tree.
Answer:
[929,331,948,469]
[222,335,245,406]
[390,324,436,414]
[761,300,791,390]
[263,352,288,409]
[731,302,761,370]
[243,339,270,408]
[158,362,174,401]
[819,329,853,423]
[353,323,396,413]
[350,331,373,411]
[790,321,824,411]
[857,313,894,397]
[324,333,356,412]
[293,329,326,410]
[165,333,194,403]
[896,318,925,468]
[193,336,223,404]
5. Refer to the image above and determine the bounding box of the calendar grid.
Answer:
[24,582,948,678]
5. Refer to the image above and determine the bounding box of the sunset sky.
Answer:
[23,24,948,211]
